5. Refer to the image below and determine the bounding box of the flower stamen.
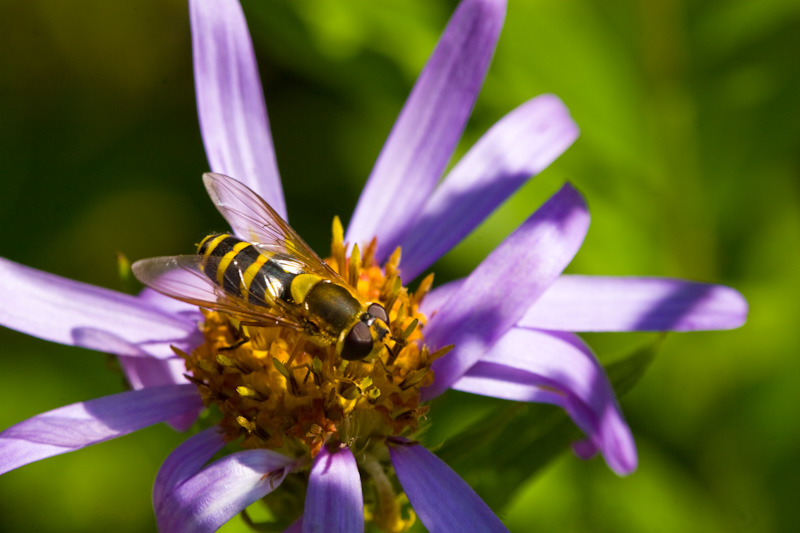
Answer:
[182,219,443,462]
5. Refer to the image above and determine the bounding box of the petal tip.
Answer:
[722,286,749,329]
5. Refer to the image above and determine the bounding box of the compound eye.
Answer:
[367,303,389,324]
[341,321,373,361]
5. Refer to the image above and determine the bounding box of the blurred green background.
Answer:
[1,0,798,531]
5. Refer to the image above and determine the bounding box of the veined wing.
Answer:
[202,172,342,282]
[132,255,303,330]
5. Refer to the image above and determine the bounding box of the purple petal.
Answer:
[420,279,464,319]
[163,411,199,434]
[520,275,748,332]
[153,427,227,509]
[0,257,199,360]
[422,183,590,399]
[139,287,205,321]
[0,384,202,476]
[452,328,637,475]
[283,517,304,533]
[398,94,579,280]
[303,446,363,533]
[389,441,509,533]
[346,0,507,258]
[117,356,198,432]
[157,449,295,533]
[71,328,174,360]
[190,0,285,218]
[118,356,190,389]
[572,438,600,460]
[65,318,199,431]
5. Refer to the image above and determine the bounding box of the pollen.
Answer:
[181,218,442,462]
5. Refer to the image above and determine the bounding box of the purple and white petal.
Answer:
[153,427,227,509]
[0,257,199,360]
[520,275,748,332]
[346,0,507,259]
[399,94,579,280]
[157,449,296,533]
[452,328,637,475]
[389,441,509,533]
[422,183,590,399]
[190,0,285,218]
[303,446,363,533]
[0,384,203,476]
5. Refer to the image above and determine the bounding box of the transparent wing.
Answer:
[203,172,342,281]
[132,255,303,330]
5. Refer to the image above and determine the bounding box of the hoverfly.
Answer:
[132,172,394,361]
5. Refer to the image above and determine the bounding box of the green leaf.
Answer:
[604,334,665,397]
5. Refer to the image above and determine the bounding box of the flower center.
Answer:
[180,218,447,461]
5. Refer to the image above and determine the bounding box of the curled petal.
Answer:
[422,184,590,399]
[520,275,748,332]
[157,449,295,533]
[0,257,199,360]
[190,0,285,217]
[303,446,363,533]
[0,384,203,476]
[452,328,637,475]
[153,427,227,509]
[399,94,579,280]
[389,441,509,533]
[346,0,507,259]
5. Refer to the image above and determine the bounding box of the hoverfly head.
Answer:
[338,303,392,361]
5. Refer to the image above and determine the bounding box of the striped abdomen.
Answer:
[197,233,303,307]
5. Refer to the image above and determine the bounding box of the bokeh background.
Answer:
[1,0,798,531]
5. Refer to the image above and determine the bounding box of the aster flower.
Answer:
[0,0,747,532]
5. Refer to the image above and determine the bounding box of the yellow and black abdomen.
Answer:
[197,233,303,307]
